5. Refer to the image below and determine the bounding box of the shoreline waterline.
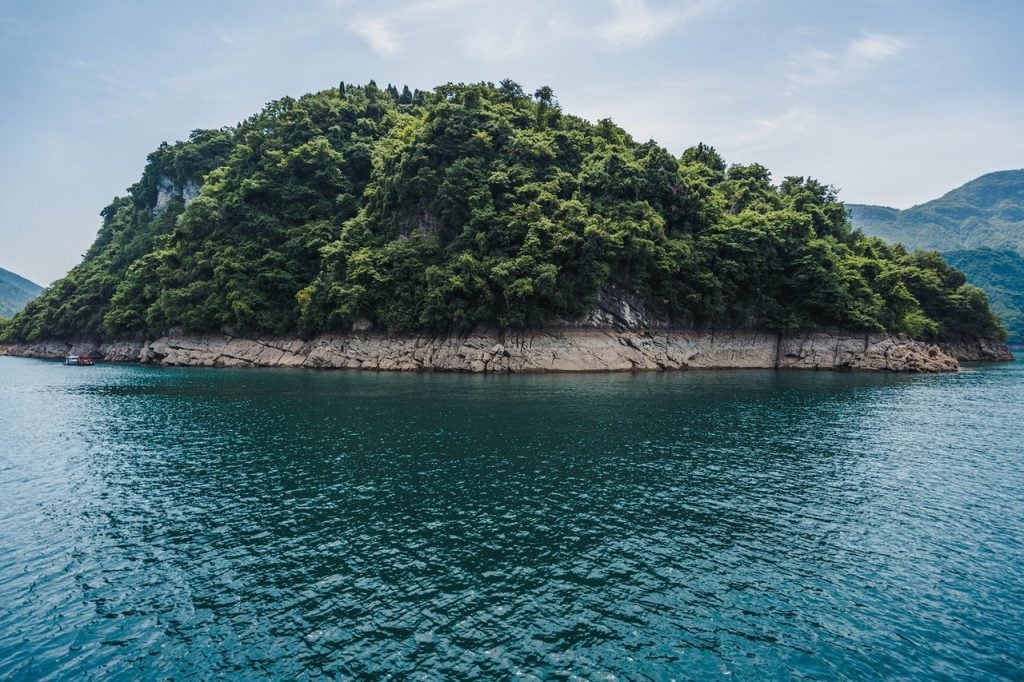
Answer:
[3,327,1011,373]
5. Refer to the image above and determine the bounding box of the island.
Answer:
[0,81,1013,372]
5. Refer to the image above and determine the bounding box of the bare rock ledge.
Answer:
[0,329,1002,373]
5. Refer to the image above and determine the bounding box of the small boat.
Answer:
[64,354,95,366]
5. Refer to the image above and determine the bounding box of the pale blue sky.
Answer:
[2,0,1022,285]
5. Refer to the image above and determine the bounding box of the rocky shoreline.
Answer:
[1,328,1008,373]
[936,337,1017,362]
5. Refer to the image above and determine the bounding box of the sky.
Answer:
[1,0,1022,285]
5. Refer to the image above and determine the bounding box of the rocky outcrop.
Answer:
[576,285,670,330]
[0,338,148,363]
[154,175,201,214]
[0,329,966,373]
[840,336,959,372]
[939,338,1015,362]
[778,333,960,372]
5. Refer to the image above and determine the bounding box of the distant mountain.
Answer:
[847,169,1024,254]
[0,267,44,317]
[848,169,1024,343]
[944,249,1024,344]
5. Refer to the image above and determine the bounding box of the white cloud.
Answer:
[788,46,840,87]
[849,32,905,61]
[461,20,534,63]
[349,15,401,57]
[346,0,720,60]
[347,0,473,57]
[788,31,907,88]
[758,106,816,133]
[595,0,712,49]
[459,6,583,63]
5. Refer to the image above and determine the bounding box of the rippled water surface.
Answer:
[1,357,1023,679]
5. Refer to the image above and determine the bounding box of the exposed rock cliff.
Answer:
[938,337,1016,362]
[577,285,670,330]
[154,174,201,214]
[0,329,969,373]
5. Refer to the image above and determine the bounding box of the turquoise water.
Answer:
[1,357,1022,679]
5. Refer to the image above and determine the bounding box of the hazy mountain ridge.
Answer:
[848,169,1024,342]
[944,249,1024,344]
[847,169,1024,254]
[0,268,43,317]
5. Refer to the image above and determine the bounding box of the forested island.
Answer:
[0,81,1011,371]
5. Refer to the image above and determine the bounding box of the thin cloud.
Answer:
[347,0,720,60]
[459,7,581,63]
[849,32,905,61]
[758,107,816,133]
[789,31,907,88]
[788,47,841,87]
[349,16,401,57]
[347,0,473,57]
[461,20,535,63]
[595,0,714,49]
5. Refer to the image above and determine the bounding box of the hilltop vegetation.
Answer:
[0,267,43,318]
[848,170,1024,342]
[2,81,1005,344]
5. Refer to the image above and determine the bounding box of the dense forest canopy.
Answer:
[1,81,1006,343]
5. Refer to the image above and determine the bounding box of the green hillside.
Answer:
[848,169,1024,342]
[1,81,1004,344]
[944,249,1024,344]
[847,169,1024,254]
[0,267,43,318]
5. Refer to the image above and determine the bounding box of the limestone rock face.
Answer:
[140,335,309,368]
[579,285,670,330]
[0,329,974,373]
[154,175,201,214]
[841,336,959,372]
[938,338,1015,362]
[777,333,961,372]
[0,339,146,362]
[778,333,870,370]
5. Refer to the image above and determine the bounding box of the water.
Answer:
[1,357,1022,680]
